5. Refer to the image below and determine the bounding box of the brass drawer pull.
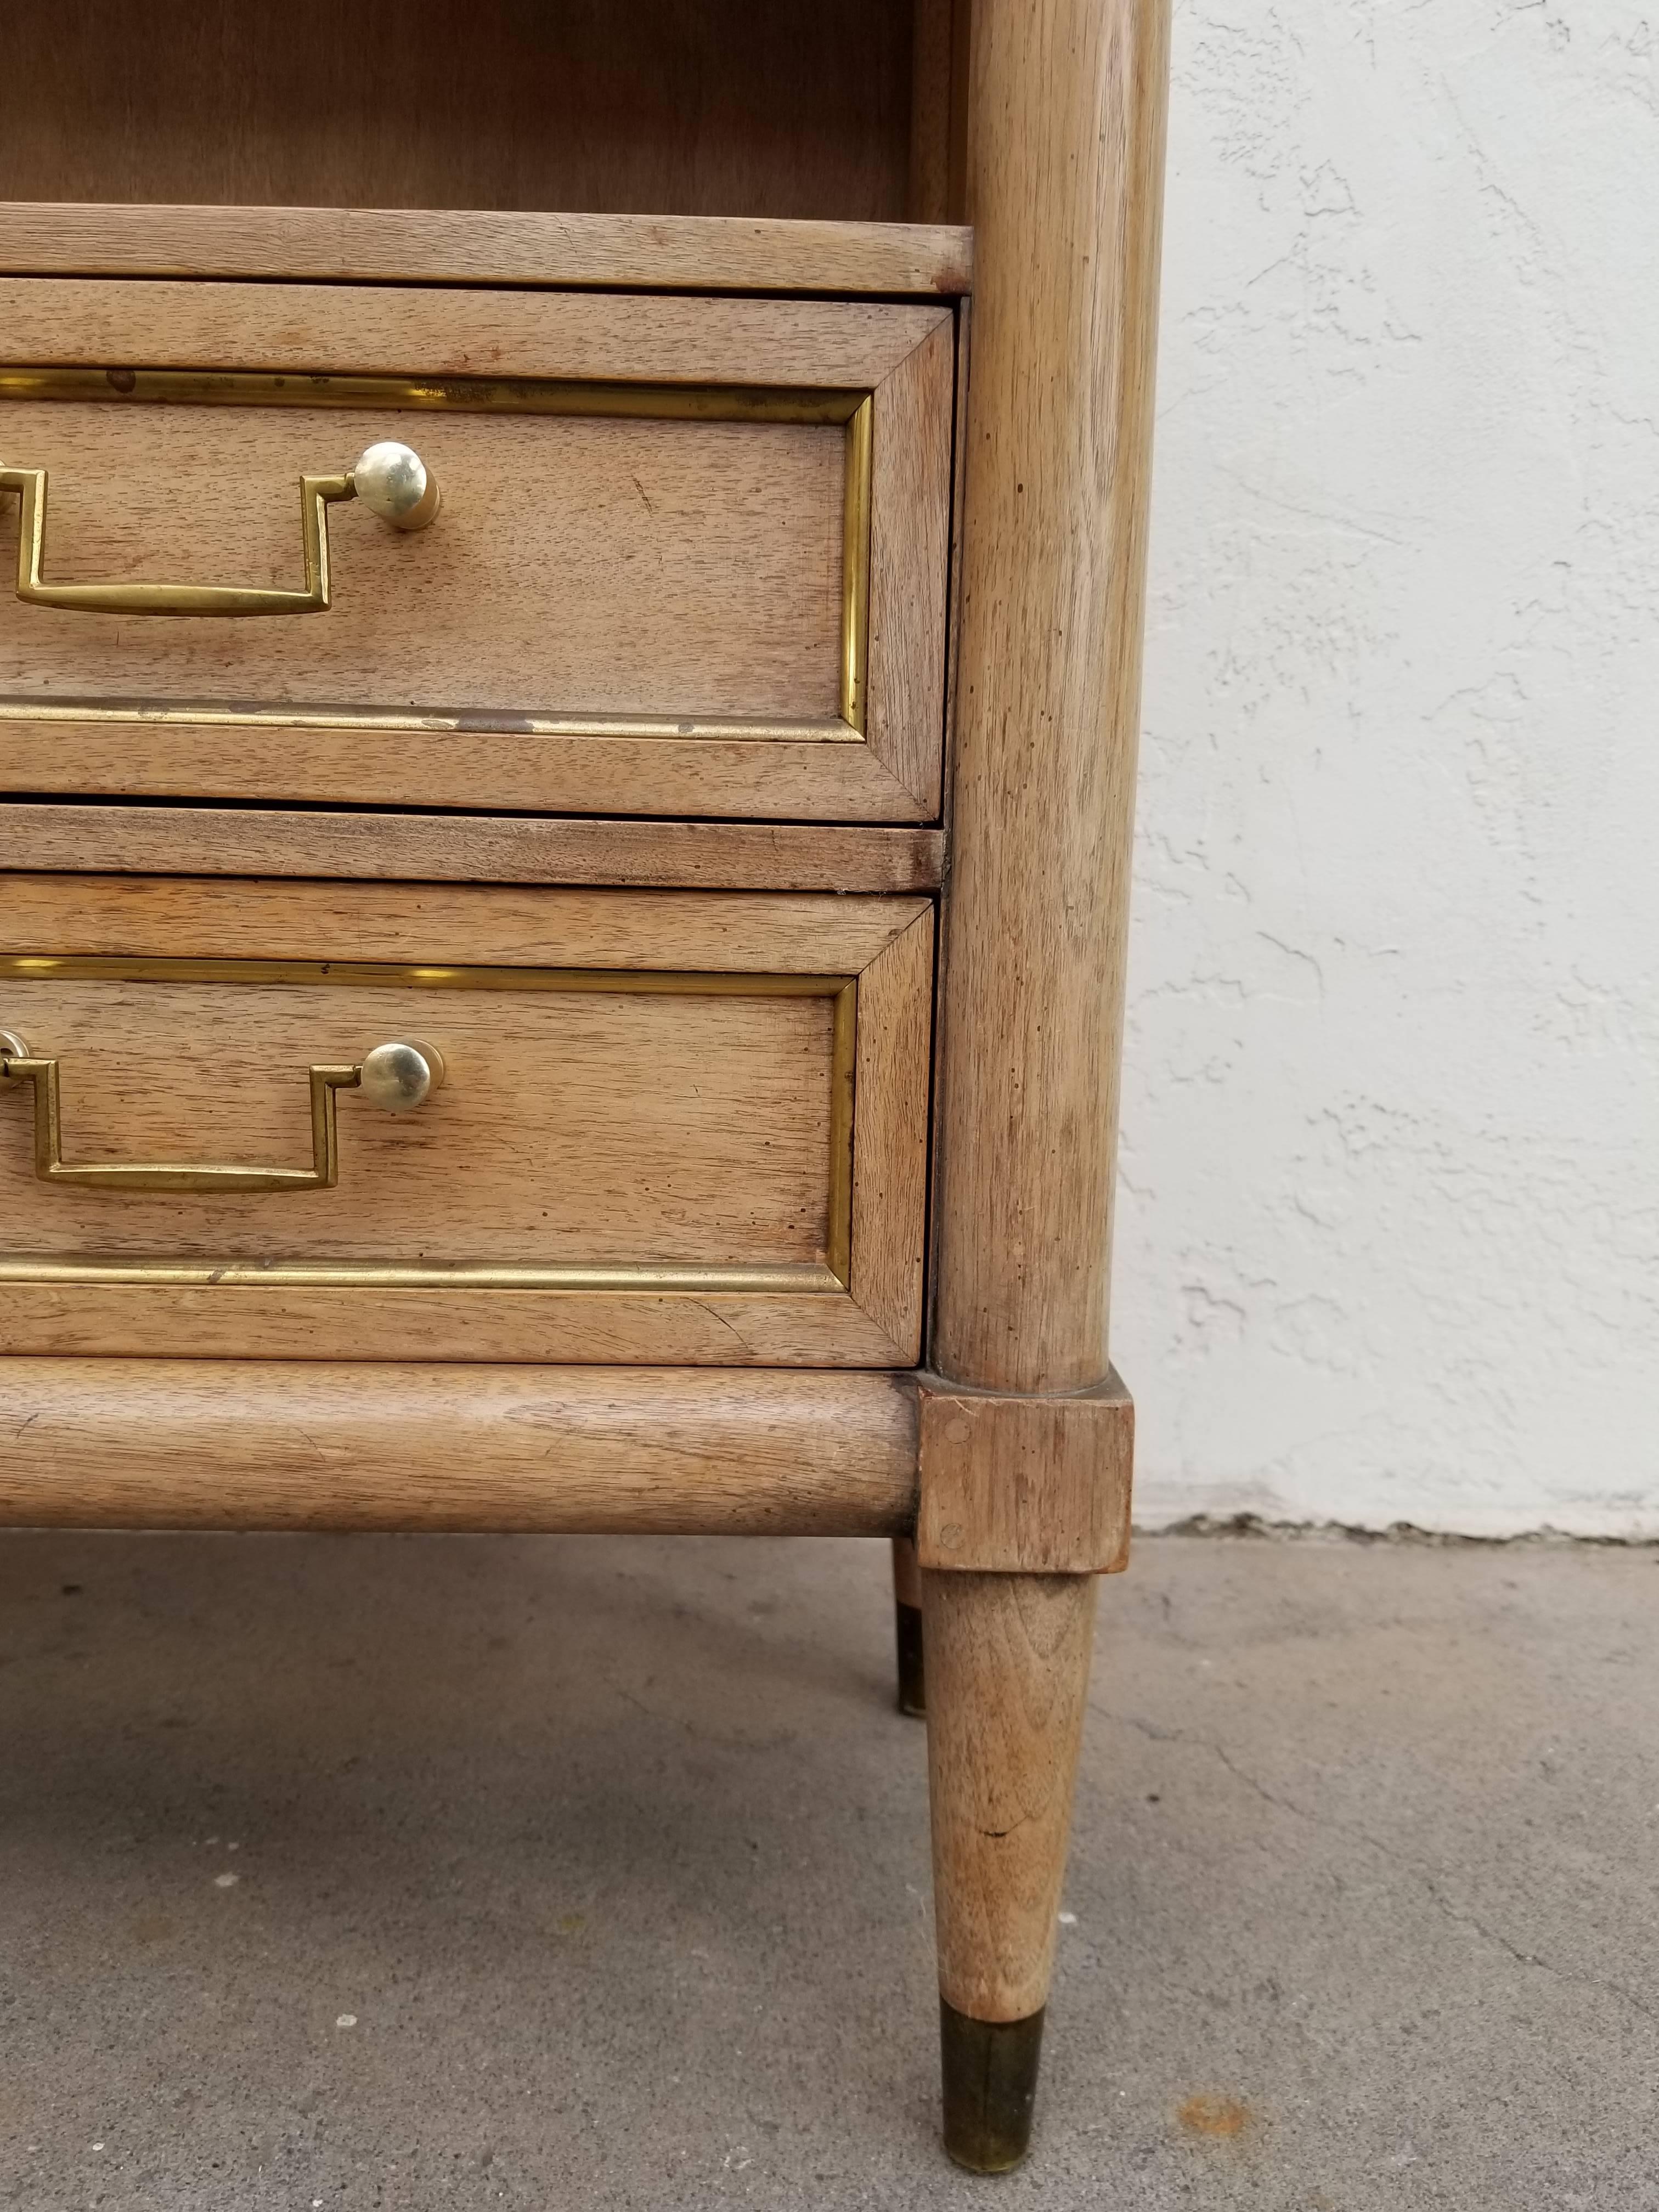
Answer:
[0,439,439,618]
[0,1033,444,1191]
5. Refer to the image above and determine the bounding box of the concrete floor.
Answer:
[1,1530,1654,2211]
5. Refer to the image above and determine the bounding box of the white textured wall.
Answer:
[1118,0,1659,1536]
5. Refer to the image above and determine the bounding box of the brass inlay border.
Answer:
[0,955,859,1295]
[0,369,875,742]
[0,1258,845,1294]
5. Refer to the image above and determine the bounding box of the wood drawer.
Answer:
[0,876,932,1363]
[0,280,954,820]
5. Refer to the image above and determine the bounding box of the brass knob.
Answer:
[358,1039,446,1114]
[0,1029,27,1064]
[350,441,441,532]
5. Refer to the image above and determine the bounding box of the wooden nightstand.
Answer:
[0,0,1167,2171]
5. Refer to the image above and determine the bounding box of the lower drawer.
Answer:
[0,875,932,1364]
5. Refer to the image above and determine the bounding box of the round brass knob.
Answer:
[359,1039,446,1114]
[0,1029,29,1065]
[351,441,441,532]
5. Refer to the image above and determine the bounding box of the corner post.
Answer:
[923,0,1171,2169]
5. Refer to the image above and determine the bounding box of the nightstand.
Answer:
[0,0,1167,2170]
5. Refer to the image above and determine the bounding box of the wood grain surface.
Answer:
[0,284,953,819]
[0,279,947,387]
[930,0,1171,1391]
[0,397,848,717]
[915,1373,1134,1574]
[0,205,972,298]
[0,1360,921,1534]
[849,912,935,1360]
[0,807,945,894]
[0,876,933,1365]
[0,2,934,230]
[0,876,928,973]
[0,723,936,823]
[866,314,955,812]
[0,721,938,822]
[922,1570,1098,2020]
[0,1282,913,1366]
[0,974,842,1270]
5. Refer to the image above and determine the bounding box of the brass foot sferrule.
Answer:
[939,1998,1045,2171]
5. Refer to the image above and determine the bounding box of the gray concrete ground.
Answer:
[1,1528,1654,2210]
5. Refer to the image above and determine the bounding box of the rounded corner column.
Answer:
[924,0,1171,2170]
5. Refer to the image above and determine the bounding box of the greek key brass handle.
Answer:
[0,439,439,618]
[0,1033,445,1191]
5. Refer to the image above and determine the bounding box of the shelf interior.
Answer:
[1,0,963,225]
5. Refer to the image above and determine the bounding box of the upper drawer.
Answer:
[0,280,955,821]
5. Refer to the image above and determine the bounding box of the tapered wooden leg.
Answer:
[891,1536,927,1716]
[921,1569,1097,2170]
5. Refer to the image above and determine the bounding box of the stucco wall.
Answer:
[1117,0,1659,1536]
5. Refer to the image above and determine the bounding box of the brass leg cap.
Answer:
[895,1598,926,1717]
[939,1998,1046,2171]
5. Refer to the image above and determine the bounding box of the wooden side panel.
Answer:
[0,1361,921,1534]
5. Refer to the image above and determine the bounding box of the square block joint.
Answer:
[915,1372,1134,1575]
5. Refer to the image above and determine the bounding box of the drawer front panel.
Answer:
[0,283,955,821]
[0,877,933,1364]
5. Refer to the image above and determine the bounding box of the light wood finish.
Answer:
[0,1285,918,1367]
[0,806,945,894]
[0,878,933,1365]
[867,314,956,810]
[0,723,935,825]
[0,876,927,975]
[919,0,1169,2146]
[930,0,1170,1392]
[848,912,936,1352]
[0,1361,920,1534]
[1,393,848,709]
[0,205,972,300]
[1,977,842,1269]
[0,4,932,229]
[892,1533,925,1610]
[0,286,952,820]
[915,1373,1133,1575]
[0,279,946,387]
[922,1571,1098,2021]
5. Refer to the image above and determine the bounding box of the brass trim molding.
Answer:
[0,368,874,740]
[0,956,860,1294]
[0,1257,845,1294]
